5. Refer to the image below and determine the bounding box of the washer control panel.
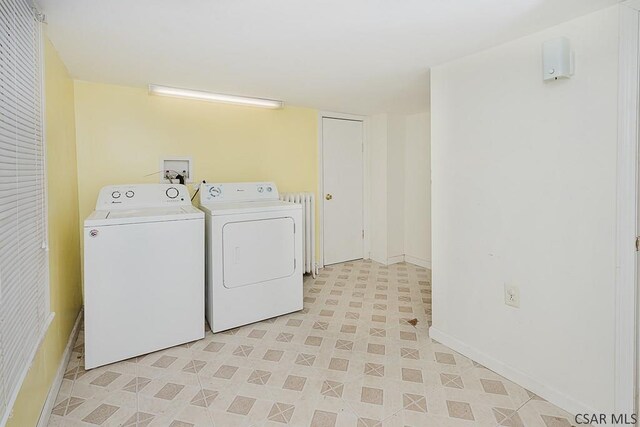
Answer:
[200,182,279,204]
[96,184,191,209]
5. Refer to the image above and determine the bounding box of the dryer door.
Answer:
[222,217,295,288]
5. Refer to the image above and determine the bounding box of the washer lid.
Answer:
[199,200,301,216]
[84,205,203,227]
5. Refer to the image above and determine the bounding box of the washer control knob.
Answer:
[257,186,264,193]
[112,191,121,199]
[125,191,134,198]
[266,186,272,192]
[166,187,179,199]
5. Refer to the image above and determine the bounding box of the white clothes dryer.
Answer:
[199,182,302,332]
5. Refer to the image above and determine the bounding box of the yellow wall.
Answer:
[9,74,318,426]
[73,81,319,254]
[7,39,83,427]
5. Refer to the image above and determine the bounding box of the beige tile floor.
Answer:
[48,260,576,427]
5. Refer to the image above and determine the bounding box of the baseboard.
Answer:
[428,326,596,416]
[404,255,431,269]
[36,310,83,427]
[386,255,405,265]
[369,254,387,265]
[369,254,432,269]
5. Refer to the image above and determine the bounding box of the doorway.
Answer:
[320,116,365,266]
[616,0,640,415]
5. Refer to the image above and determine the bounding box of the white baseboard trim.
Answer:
[404,255,431,269]
[386,255,405,265]
[369,255,387,265]
[368,254,432,269]
[429,326,596,416]
[36,310,83,427]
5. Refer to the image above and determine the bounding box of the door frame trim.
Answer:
[318,111,370,268]
[616,1,639,414]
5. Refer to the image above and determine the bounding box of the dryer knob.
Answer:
[166,187,179,199]
[209,186,222,197]
[111,191,121,199]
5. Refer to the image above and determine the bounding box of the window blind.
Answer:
[0,0,50,425]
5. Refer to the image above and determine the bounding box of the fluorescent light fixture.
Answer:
[148,84,284,109]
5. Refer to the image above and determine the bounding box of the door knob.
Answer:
[326,194,333,200]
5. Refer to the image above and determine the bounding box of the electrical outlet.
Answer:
[504,284,520,308]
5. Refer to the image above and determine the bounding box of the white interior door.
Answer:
[322,117,364,265]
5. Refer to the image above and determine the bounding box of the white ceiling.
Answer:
[40,0,617,115]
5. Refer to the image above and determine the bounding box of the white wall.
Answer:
[430,5,619,414]
[404,112,431,268]
[387,114,406,262]
[369,114,388,264]
[368,112,431,267]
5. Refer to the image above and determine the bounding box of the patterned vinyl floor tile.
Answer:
[47,261,575,427]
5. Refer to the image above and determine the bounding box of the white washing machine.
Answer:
[84,184,204,369]
[199,182,302,332]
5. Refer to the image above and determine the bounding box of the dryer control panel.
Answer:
[200,182,279,204]
[96,184,191,209]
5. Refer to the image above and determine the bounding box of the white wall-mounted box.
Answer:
[542,37,574,81]
[160,157,193,183]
